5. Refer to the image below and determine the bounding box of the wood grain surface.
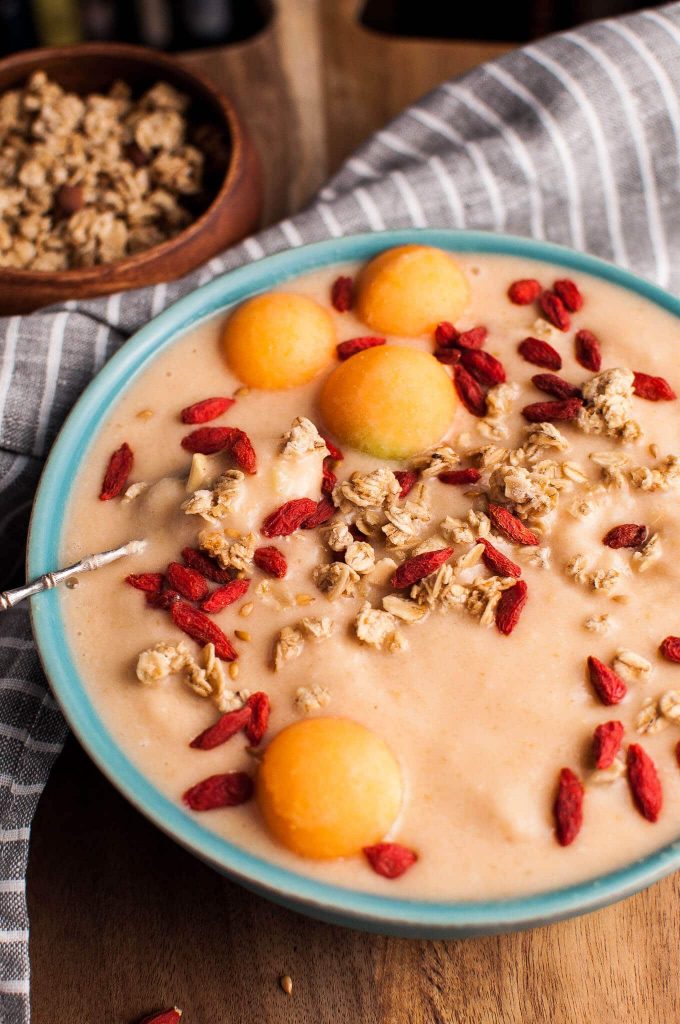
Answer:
[27,3,680,1022]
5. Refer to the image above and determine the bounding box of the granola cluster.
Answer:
[273,617,335,671]
[280,417,328,458]
[182,470,244,523]
[578,368,641,441]
[634,690,680,735]
[199,529,256,573]
[0,73,228,270]
[136,640,249,712]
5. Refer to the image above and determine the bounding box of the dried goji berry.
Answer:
[321,435,344,461]
[456,326,487,350]
[660,636,680,663]
[181,547,234,585]
[146,589,180,610]
[300,497,335,530]
[438,468,481,486]
[336,336,386,360]
[495,579,528,635]
[180,426,238,455]
[575,329,602,372]
[254,546,288,578]
[321,460,337,495]
[553,767,584,846]
[587,656,627,706]
[167,561,209,602]
[518,336,562,371]
[190,705,252,750]
[363,842,417,879]
[487,503,539,546]
[632,371,677,401]
[531,373,582,400]
[183,771,253,811]
[171,601,237,661]
[391,548,453,589]
[331,275,353,312]
[262,498,318,537]
[139,1009,182,1024]
[627,744,662,822]
[522,398,582,422]
[99,442,133,500]
[125,572,164,594]
[602,523,647,549]
[539,290,570,331]
[231,429,257,474]
[245,691,271,745]
[508,278,541,305]
[200,578,250,614]
[454,364,487,417]
[460,348,506,386]
[180,396,235,424]
[553,278,583,312]
[592,720,624,770]
[479,538,521,578]
[394,470,418,498]
[434,348,461,365]
[434,321,459,347]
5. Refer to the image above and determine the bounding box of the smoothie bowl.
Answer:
[29,230,680,937]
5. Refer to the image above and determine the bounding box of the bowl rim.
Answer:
[0,41,246,282]
[28,228,680,934]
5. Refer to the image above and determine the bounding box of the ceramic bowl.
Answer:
[28,229,680,937]
[0,43,262,314]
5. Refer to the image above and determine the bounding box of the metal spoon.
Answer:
[0,539,147,612]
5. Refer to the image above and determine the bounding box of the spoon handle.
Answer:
[0,539,147,612]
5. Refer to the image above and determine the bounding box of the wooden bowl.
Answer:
[0,43,263,314]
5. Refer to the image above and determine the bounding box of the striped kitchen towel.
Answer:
[2,3,680,1019]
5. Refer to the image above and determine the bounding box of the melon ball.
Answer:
[256,717,403,859]
[222,292,336,389]
[320,344,456,459]
[355,245,470,337]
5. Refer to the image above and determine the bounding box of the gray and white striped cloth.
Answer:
[2,3,680,1018]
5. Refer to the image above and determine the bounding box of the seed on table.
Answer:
[239,601,254,617]
[235,630,251,642]
[279,974,293,996]
[136,408,154,420]
[65,577,79,589]
[228,662,240,680]
[234,386,250,398]
[296,593,314,606]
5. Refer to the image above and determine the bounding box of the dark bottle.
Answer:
[80,0,270,49]
[167,0,270,49]
[80,0,139,41]
[0,0,38,55]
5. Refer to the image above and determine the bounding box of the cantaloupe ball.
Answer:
[222,292,336,389]
[355,245,470,336]
[320,344,457,459]
[256,717,403,859]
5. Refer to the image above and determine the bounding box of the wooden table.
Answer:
[27,4,680,1021]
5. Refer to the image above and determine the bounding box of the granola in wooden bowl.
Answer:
[0,43,261,312]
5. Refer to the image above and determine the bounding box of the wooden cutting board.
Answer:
[27,3,680,1021]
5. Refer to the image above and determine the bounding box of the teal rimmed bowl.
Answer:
[29,229,680,937]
